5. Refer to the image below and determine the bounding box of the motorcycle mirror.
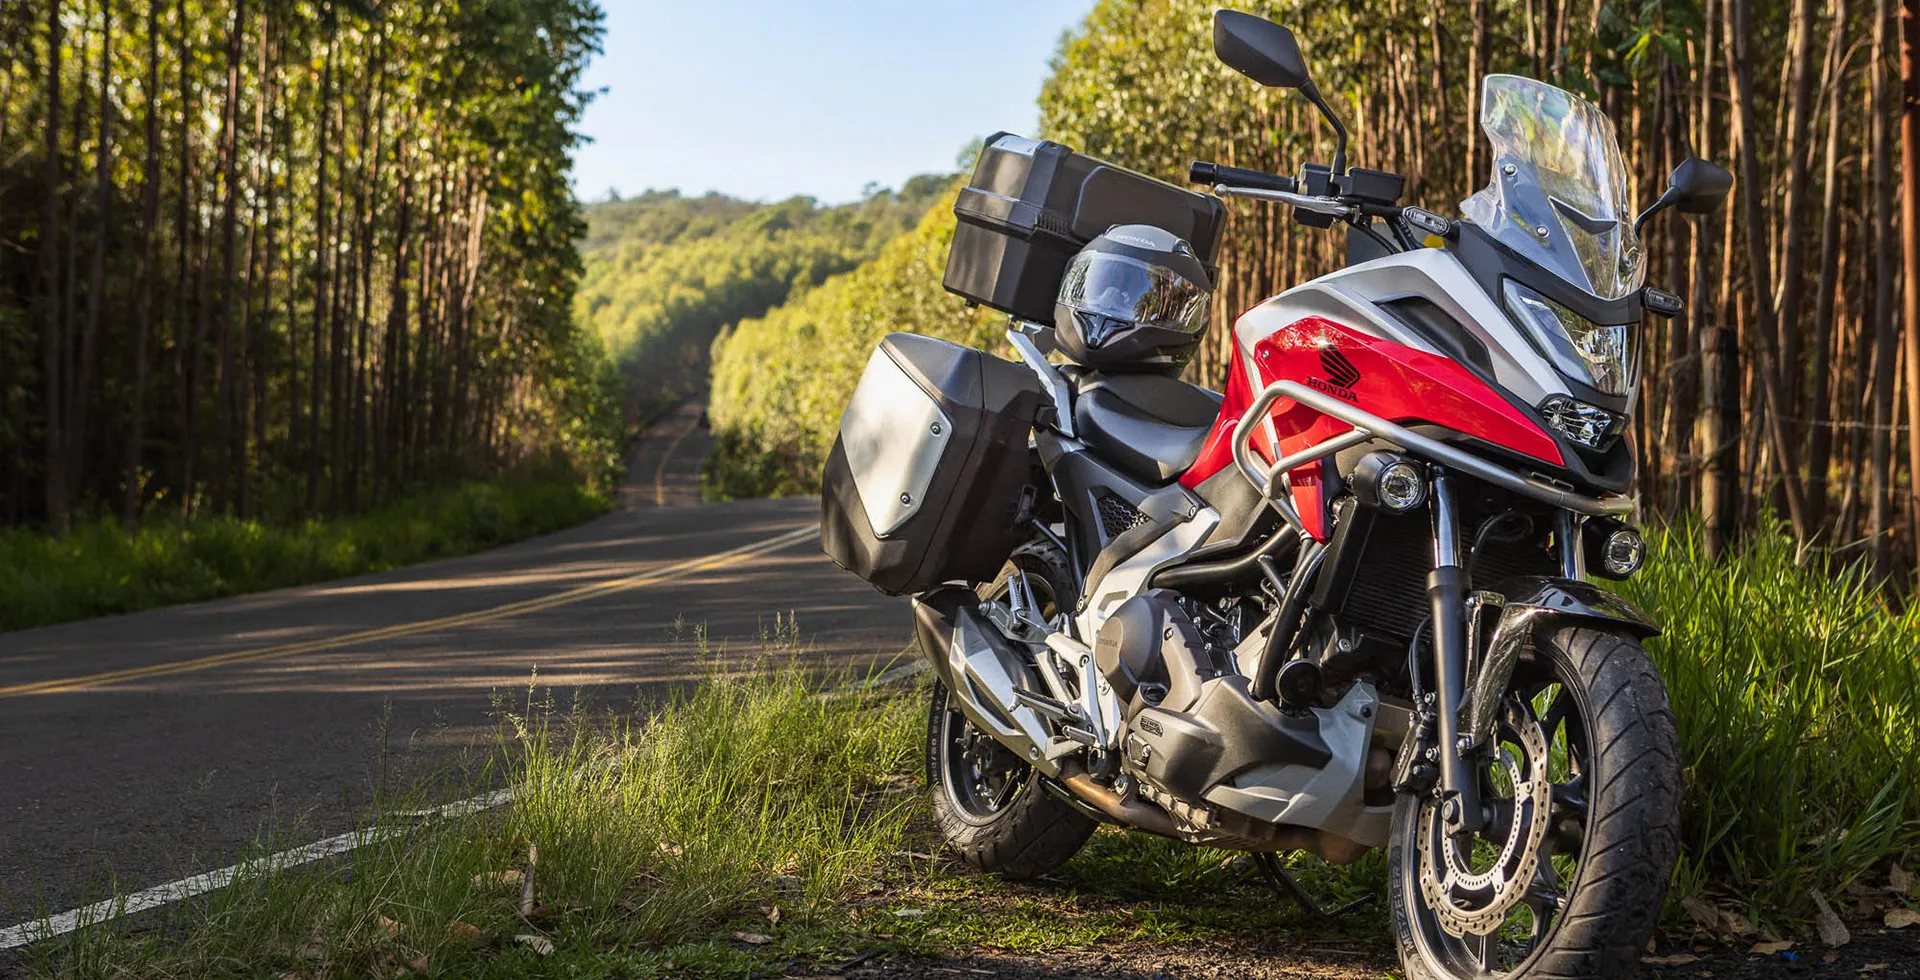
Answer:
[1667,157,1734,214]
[1633,157,1734,235]
[1213,10,1311,89]
[1213,10,1350,174]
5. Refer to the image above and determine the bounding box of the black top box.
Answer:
[943,133,1227,326]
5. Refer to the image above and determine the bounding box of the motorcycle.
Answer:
[821,10,1731,979]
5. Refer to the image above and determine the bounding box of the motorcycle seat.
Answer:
[1072,373,1223,484]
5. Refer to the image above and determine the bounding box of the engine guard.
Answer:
[1462,576,1658,750]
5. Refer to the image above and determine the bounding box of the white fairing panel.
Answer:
[1073,506,1220,641]
[1230,248,1622,416]
[839,346,952,537]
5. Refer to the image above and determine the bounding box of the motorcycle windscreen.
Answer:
[1459,75,1644,301]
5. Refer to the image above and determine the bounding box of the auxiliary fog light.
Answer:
[1353,452,1428,513]
[1595,526,1646,580]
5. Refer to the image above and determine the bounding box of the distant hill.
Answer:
[704,188,1007,499]
[575,176,951,417]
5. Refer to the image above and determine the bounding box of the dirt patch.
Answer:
[1641,928,1920,979]
[835,940,1392,979]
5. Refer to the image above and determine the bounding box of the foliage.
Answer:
[18,645,928,978]
[20,526,1920,975]
[575,178,948,414]
[0,466,609,632]
[0,0,616,530]
[704,189,1003,499]
[1620,524,1920,922]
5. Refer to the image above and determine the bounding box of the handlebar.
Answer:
[1189,161,1296,194]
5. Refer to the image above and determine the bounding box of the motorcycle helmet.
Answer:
[1053,224,1213,375]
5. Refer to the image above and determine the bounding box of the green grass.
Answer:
[15,528,1920,976]
[15,630,1382,980]
[0,471,610,633]
[1619,524,1920,928]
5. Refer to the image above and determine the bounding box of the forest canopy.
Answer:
[711,0,1920,584]
[574,177,951,415]
[0,0,618,531]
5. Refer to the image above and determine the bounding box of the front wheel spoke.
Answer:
[1550,774,1588,831]
[1472,931,1497,972]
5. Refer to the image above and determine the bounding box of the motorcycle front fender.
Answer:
[1463,576,1659,749]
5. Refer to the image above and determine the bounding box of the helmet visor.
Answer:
[1058,251,1210,342]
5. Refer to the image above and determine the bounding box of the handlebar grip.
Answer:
[1188,160,1297,193]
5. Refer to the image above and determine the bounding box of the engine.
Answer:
[1092,591,1387,856]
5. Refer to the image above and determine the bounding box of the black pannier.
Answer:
[821,334,1046,596]
[943,132,1228,326]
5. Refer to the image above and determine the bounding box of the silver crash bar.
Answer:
[1230,380,1634,531]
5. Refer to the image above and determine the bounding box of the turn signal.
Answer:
[1352,452,1428,513]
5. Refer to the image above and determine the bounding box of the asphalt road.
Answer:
[0,411,907,932]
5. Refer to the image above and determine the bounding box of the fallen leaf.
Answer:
[764,905,781,924]
[472,870,523,889]
[376,915,405,937]
[1891,865,1916,897]
[1750,940,1794,955]
[1684,896,1757,940]
[1812,890,1851,947]
[513,934,554,956]
[1861,963,1891,972]
[1643,954,1701,965]
[892,908,926,918]
[1885,908,1920,929]
[295,939,327,961]
[446,920,485,942]
[732,931,772,945]
[407,955,431,975]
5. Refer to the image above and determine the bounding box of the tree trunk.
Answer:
[307,35,333,512]
[123,0,164,523]
[40,0,67,532]
[1777,0,1819,418]
[71,0,113,515]
[1807,0,1851,533]
[1729,0,1812,541]
[213,0,245,515]
[1870,0,1901,578]
[1900,0,1920,568]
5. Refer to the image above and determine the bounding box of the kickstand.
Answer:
[1252,852,1374,920]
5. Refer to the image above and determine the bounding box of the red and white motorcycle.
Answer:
[823,11,1728,978]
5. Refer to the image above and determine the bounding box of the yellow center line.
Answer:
[0,523,821,699]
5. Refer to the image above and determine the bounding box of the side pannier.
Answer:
[821,334,1046,595]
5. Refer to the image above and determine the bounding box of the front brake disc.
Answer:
[1416,698,1552,937]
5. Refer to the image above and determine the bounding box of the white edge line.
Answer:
[0,788,516,951]
[0,521,835,951]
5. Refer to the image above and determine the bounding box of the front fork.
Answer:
[1426,469,1583,836]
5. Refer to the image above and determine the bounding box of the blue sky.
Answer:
[570,1,1098,205]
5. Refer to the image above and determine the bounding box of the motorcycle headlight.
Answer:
[1503,280,1636,396]
[1538,395,1625,451]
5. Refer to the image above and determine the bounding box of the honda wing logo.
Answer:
[1309,346,1362,400]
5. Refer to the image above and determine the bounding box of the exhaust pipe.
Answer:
[912,587,1060,776]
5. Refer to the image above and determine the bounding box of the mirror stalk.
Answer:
[1299,81,1349,174]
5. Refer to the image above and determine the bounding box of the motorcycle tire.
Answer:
[924,542,1097,879]
[1387,625,1681,979]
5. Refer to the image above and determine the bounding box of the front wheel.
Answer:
[1388,626,1681,979]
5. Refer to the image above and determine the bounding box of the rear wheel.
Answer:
[924,542,1097,879]
[1388,626,1681,979]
